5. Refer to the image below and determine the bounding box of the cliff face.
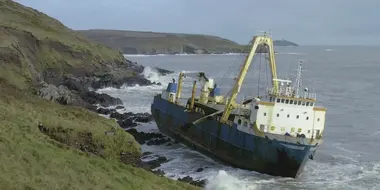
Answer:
[0,1,196,189]
[0,0,172,110]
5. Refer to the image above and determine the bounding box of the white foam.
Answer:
[205,170,257,190]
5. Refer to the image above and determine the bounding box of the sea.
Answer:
[97,46,380,190]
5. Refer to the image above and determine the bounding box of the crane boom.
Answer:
[220,35,279,123]
[175,71,209,104]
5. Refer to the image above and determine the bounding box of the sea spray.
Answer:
[205,170,257,190]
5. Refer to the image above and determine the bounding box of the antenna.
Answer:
[293,60,305,98]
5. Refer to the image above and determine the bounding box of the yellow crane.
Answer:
[220,34,279,123]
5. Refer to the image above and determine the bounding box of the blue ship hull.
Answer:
[151,95,317,178]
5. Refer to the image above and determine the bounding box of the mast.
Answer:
[220,34,279,123]
[293,60,303,98]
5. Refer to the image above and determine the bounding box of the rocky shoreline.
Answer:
[35,57,205,187]
[37,59,170,111]
[95,106,207,187]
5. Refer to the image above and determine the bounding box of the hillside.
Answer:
[77,29,242,54]
[0,0,196,189]
[78,29,299,54]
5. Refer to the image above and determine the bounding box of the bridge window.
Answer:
[298,101,301,105]
[306,102,310,106]
[285,99,289,104]
[270,97,273,102]
[281,99,285,103]
[264,112,267,116]
[290,100,293,104]
[302,101,306,106]
[310,102,314,106]
[277,98,280,103]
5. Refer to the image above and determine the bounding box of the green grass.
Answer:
[0,0,122,63]
[0,0,129,89]
[77,29,244,54]
[0,82,199,190]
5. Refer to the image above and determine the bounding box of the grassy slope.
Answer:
[78,29,243,53]
[0,0,198,189]
[0,82,197,190]
[0,0,127,89]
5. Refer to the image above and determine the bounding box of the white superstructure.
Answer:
[235,61,326,140]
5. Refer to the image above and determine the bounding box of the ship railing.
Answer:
[266,87,293,97]
[266,87,317,100]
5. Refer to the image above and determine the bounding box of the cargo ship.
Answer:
[150,33,326,178]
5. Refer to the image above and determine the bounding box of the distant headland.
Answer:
[77,29,299,55]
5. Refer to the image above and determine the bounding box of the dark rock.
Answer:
[146,138,170,146]
[178,176,206,187]
[117,119,138,129]
[96,108,115,115]
[166,143,172,146]
[115,105,124,109]
[63,77,86,92]
[125,128,166,145]
[110,111,153,129]
[142,152,153,156]
[91,74,153,89]
[191,180,206,187]
[81,91,122,107]
[146,156,169,169]
[109,111,126,120]
[133,112,153,123]
[178,176,194,183]
[152,169,165,177]
[196,168,204,172]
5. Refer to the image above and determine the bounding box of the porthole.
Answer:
[264,112,267,116]
[238,119,242,125]
[290,100,293,104]
[287,114,290,118]
[277,113,280,117]
[306,116,309,120]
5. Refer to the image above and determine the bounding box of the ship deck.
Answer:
[193,101,250,116]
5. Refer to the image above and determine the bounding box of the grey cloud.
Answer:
[15,0,380,45]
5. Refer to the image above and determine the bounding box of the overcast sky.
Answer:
[16,0,380,46]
